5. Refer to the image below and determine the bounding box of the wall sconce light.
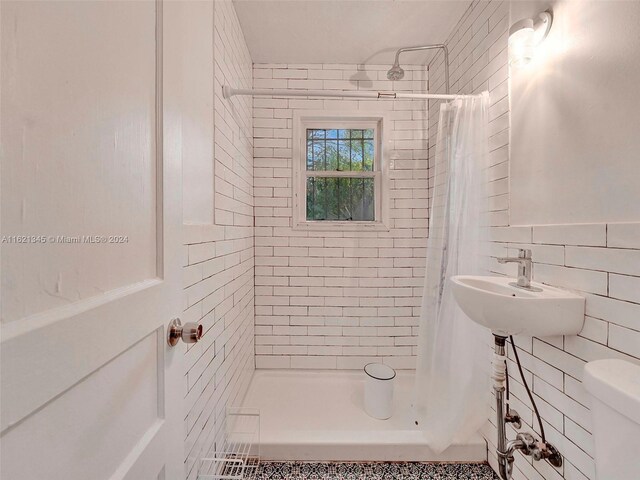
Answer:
[509,10,553,66]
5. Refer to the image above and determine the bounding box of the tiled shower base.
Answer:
[249,462,498,480]
[240,370,487,462]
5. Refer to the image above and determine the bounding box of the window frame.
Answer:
[292,110,390,231]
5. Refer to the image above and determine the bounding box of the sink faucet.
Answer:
[497,249,533,289]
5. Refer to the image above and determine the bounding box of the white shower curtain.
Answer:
[413,92,491,453]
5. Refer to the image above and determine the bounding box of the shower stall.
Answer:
[221,45,493,465]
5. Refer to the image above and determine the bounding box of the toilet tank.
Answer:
[583,359,640,480]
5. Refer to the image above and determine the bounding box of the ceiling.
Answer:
[233,0,472,65]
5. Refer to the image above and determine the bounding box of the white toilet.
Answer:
[583,359,640,480]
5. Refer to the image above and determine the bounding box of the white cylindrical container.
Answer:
[364,363,396,420]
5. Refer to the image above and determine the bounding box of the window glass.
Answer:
[305,128,377,222]
[306,129,375,172]
[306,177,375,221]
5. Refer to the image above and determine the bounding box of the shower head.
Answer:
[387,63,405,81]
[388,44,450,93]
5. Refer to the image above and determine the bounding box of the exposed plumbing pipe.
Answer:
[492,336,513,480]
[493,335,563,480]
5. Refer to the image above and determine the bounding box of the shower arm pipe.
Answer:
[222,86,467,101]
[392,44,450,94]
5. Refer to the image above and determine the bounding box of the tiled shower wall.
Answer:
[252,64,429,370]
[181,2,254,479]
[429,1,640,480]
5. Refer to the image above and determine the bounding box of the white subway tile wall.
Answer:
[182,2,254,479]
[429,1,640,480]
[253,63,429,371]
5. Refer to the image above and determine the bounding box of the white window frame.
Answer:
[292,110,390,231]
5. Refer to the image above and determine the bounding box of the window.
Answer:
[293,112,388,230]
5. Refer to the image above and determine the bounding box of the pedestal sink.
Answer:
[450,275,585,337]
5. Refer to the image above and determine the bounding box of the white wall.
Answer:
[180,0,215,224]
[510,0,640,225]
[252,64,429,370]
[180,2,254,479]
[430,1,640,479]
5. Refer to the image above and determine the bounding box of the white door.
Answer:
[1,1,184,479]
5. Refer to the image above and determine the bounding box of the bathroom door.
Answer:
[1,1,184,479]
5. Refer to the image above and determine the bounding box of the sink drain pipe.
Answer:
[493,335,563,480]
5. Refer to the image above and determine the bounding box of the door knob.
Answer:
[167,318,203,346]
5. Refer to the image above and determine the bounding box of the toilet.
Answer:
[583,359,640,480]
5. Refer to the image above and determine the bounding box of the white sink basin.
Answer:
[450,275,585,337]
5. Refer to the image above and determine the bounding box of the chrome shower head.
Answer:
[387,63,405,81]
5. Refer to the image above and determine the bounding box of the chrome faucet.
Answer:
[497,249,534,289]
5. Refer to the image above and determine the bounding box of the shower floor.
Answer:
[240,370,487,462]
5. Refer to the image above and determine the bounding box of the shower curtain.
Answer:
[413,92,491,453]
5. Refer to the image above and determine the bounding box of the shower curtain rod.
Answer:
[222,86,472,101]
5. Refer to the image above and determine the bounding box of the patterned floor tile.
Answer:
[248,461,498,480]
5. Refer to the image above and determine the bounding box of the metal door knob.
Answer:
[167,318,203,346]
